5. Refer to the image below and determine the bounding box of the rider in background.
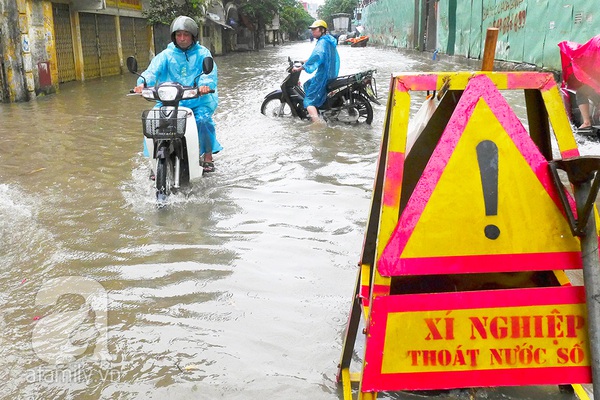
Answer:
[134,16,221,173]
[293,20,340,123]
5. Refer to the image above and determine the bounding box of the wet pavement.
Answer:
[0,41,596,399]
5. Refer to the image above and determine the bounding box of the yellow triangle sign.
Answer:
[378,75,581,276]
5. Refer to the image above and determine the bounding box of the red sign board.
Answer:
[361,286,591,391]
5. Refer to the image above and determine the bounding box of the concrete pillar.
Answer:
[2,0,28,101]
[42,0,59,92]
[18,0,35,98]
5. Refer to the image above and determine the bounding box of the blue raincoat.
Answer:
[137,42,222,156]
[303,34,340,109]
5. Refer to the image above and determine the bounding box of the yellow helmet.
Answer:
[309,20,328,29]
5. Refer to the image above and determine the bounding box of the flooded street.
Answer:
[0,41,596,399]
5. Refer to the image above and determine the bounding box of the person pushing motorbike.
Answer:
[134,16,221,173]
[292,20,340,123]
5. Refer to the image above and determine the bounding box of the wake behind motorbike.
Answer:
[126,56,214,205]
[261,57,379,124]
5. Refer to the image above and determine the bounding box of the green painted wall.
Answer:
[361,0,600,72]
[361,0,416,49]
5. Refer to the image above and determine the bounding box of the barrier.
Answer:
[337,71,599,399]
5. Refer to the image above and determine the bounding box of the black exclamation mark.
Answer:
[476,140,500,240]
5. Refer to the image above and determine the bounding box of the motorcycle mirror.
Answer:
[192,57,215,87]
[202,57,214,75]
[126,56,138,74]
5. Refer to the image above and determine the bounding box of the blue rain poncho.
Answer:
[303,34,340,109]
[137,42,222,155]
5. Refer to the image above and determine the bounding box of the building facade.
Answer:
[0,0,152,102]
[0,0,240,103]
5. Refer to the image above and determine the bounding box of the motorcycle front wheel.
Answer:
[261,94,294,118]
[155,155,175,201]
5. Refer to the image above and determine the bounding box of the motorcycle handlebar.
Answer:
[127,87,214,96]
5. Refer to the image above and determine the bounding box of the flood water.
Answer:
[0,41,596,399]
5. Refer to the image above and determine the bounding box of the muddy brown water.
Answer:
[0,41,596,399]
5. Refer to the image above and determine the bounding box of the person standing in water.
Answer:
[293,20,340,123]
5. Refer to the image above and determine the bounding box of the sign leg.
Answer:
[574,179,600,398]
[338,269,363,381]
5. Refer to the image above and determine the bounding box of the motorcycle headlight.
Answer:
[182,88,199,99]
[157,86,179,102]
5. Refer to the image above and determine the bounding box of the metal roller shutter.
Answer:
[80,13,120,79]
[96,14,120,76]
[80,13,100,79]
[52,3,76,83]
[120,17,135,63]
[120,17,150,70]
[134,18,150,69]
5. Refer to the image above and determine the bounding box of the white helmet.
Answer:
[170,16,199,46]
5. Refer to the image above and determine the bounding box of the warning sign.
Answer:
[361,286,590,391]
[337,71,594,398]
[378,75,581,277]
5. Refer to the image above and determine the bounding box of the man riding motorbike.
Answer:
[134,16,221,173]
[292,19,340,124]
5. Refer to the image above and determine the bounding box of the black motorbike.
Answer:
[261,58,379,124]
